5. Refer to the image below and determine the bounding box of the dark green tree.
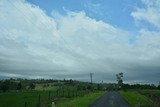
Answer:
[116,72,123,89]
[1,80,10,92]
[29,83,35,90]
[97,84,102,90]
[158,81,160,89]
[17,82,22,90]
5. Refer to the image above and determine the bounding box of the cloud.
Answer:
[0,0,160,84]
[131,0,160,29]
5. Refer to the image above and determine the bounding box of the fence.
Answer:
[23,89,90,107]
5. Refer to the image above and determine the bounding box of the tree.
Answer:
[1,80,10,92]
[97,84,102,90]
[29,83,35,90]
[116,72,123,89]
[158,81,160,89]
[17,82,22,90]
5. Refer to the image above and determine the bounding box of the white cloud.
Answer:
[0,0,160,83]
[131,0,160,29]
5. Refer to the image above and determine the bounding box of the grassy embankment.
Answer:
[138,90,160,106]
[56,91,105,107]
[120,90,153,107]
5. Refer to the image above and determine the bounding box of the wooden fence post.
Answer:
[36,94,41,107]
[67,90,70,97]
[56,89,59,97]
[48,91,51,100]
[24,102,27,107]
[52,102,56,107]
[62,89,64,97]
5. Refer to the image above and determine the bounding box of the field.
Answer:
[138,90,160,106]
[120,90,160,107]
[0,90,104,107]
[56,91,104,107]
[0,79,160,107]
[0,91,51,107]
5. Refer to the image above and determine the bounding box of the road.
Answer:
[89,91,131,107]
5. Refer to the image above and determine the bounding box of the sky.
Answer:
[0,0,160,84]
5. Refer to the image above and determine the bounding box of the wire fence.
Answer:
[22,89,90,107]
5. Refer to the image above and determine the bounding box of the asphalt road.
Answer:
[89,91,131,107]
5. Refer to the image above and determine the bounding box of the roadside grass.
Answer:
[138,89,160,106]
[0,89,98,107]
[138,89,160,95]
[0,91,52,107]
[120,91,153,107]
[56,91,105,107]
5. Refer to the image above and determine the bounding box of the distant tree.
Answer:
[97,84,102,90]
[17,82,22,90]
[158,81,160,89]
[63,78,66,82]
[69,79,73,84]
[29,83,35,90]
[116,72,123,89]
[86,85,92,90]
[77,84,82,91]
[1,80,10,92]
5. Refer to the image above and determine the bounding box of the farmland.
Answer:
[0,78,160,107]
[120,90,153,107]
[0,79,105,107]
[56,91,104,107]
[138,90,160,106]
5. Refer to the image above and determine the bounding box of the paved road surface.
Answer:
[89,91,131,107]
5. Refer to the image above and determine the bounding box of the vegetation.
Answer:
[120,91,153,107]
[0,78,105,107]
[0,91,51,107]
[56,91,104,107]
[116,72,123,89]
[138,89,160,106]
[0,78,160,107]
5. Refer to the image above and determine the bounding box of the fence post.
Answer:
[48,91,51,100]
[24,102,27,107]
[37,94,41,107]
[56,89,59,97]
[67,90,70,97]
[52,102,56,107]
[62,89,64,97]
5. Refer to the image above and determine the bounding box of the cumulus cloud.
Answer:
[131,0,160,29]
[0,0,160,83]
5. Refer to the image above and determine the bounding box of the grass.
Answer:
[138,89,160,95]
[56,91,105,107]
[120,91,153,107]
[0,91,52,107]
[138,89,160,106]
[0,89,97,107]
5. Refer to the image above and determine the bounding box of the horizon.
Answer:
[0,0,160,84]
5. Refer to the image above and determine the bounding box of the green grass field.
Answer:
[138,89,160,106]
[120,91,153,107]
[0,89,97,107]
[138,89,160,96]
[56,91,105,107]
[0,91,52,107]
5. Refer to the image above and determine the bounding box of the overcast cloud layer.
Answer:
[0,0,160,84]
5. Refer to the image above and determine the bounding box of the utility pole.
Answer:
[90,73,93,84]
